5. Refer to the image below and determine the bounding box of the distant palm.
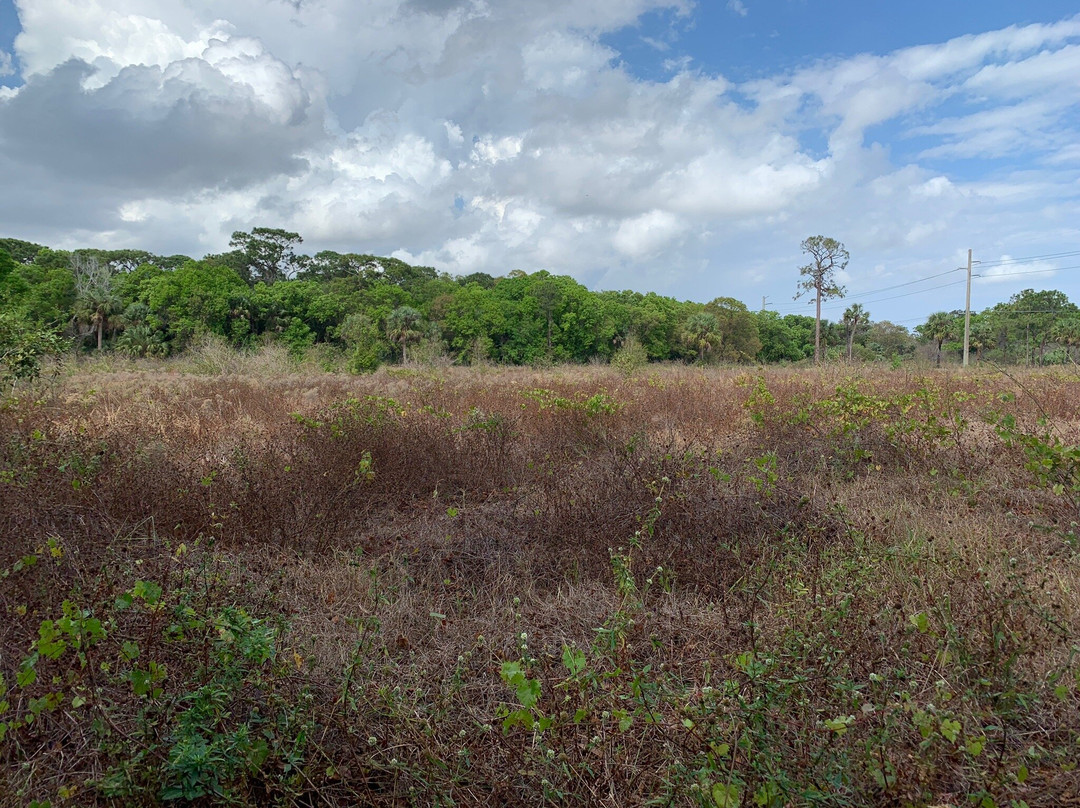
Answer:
[74,286,122,351]
[386,306,424,363]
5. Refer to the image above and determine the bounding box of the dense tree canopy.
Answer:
[2,232,1076,369]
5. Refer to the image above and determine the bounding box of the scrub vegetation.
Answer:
[4,232,1080,379]
[2,362,1078,807]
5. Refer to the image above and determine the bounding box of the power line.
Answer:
[772,266,965,313]
[843,268,961,299]
[831,279,968,309]
[766,247,1080,323]
[797,279,968,315]
[974,262,1080,280]
[976,249,1080,268]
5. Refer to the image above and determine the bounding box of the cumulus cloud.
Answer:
[1,1,1079,314]
[0,51,324,191]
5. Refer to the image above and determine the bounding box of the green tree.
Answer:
[795,236,848,363]
[1052,316,1080,363]
[0,311,68,386]
[624,292,685,360]
[11,257,75,326]
[432,283,508,363]
[967,317,996,362]
[228,228,306,285]
[1006,289,1076,364]
[756,311,807,362]
[916,312,957,366]
[72,255,122,351]
[115,324,167,358]
[865,320,916,360]
[146,261,248,344]
[386,305,425,363]
[0,237,46,265]
[0,249,28,306]
[337,312,384,373]
[113,262,166,308]
[842,303,868,361]
[705,297,762,361]
[532,275,564,359]
[680,311,722,363]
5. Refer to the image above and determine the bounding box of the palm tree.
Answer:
[73,286,123,351]
[968,319,995,363]
[842,303,868,361]
[680,312,721,364]
[1052,317,1080,363]
[386,306,424,363]
[916,312,956,367]
[115,324,166,358]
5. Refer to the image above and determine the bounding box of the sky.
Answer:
[1,0,1079,326]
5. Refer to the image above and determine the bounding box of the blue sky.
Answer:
[609,2,1080,81]
[1,0,1079,326]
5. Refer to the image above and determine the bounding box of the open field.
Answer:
[1,363,1079,807]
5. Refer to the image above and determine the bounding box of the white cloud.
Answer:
[978,255,1059,284]
[0,50,14,78]
[1,2,1079,317]
[727,1,747,18]
[470,135,524,164]
[522,31,616,93]
[613,209,685,258]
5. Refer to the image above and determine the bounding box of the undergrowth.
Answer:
[1,365,1078,806]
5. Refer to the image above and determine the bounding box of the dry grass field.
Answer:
[1,360,1078,807]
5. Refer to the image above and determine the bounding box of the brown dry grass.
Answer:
[1,363,1078,807]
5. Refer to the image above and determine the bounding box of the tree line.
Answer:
[1,228,1076,381]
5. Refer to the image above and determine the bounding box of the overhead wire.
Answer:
[772,277,968,315]
[975,249,1080,267]
[764,246,1080,325]
[974,262,1080,280]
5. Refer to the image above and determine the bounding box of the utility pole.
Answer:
[963,248,972,367]
[761,296,768,312]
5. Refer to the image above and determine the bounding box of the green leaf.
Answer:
[824,715,854,735]
[132,580,162,606]
[130,669,152,697]
[500,660,524,686]
[562,646,587,676]
[909,612,930,633]
[939,718,961,743]
[711,782,741,808]
[516,677,541,711]
[710,742,730,759]
[36,620,67,660]
[17,655,38,687]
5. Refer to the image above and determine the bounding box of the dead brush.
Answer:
[2,364,1079,807]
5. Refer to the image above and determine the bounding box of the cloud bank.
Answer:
[1,0,1079,316]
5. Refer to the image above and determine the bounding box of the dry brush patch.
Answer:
[1,365,1078,807]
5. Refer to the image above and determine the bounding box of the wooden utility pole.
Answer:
[963,249,972,367]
